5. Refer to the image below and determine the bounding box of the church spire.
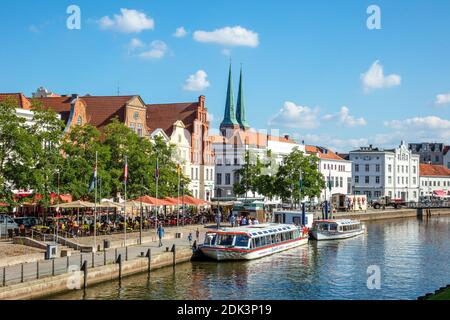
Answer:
[220,64,239,130]
[236,65,249,129]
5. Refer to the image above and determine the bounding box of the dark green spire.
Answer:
[220,64,239,129]
[236,66,250,129]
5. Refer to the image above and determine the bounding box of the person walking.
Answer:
[196,228,200,241]
[188,232,193,246]
[157,224,165,247]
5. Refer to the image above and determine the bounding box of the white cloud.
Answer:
[128,38,144,52]
[303,134,369,152]
[183,70,210,91]
[268,102,320,129]
[138,40,168,59]
[323,106,367,127]
[435,93,450,106]
[193,26,259,47]
[384,116,450,130]
[173,27,187,38]
[99,8,154,33]
[361,60,401,92]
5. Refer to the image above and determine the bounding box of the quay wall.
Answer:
[333,208,450,222]
[0,247,193,300]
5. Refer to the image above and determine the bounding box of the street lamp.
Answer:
[215,187,223,229]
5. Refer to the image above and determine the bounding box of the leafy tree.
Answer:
[0,97,34,202]
[233,150,266,197]
[25,100,65,211]
[60,124,111,201]
[274,148,325,207]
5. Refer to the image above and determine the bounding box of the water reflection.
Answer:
[48,216,450,300]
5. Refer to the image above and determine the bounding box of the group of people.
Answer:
[228,214,259,228]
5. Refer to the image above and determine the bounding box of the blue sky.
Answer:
[0,0,449,152]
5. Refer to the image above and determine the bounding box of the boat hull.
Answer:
[200,237,308,261]
[309,229,365,241]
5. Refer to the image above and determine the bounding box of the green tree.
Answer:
[60,124,111,201]
[274,148,325,207]
[233,151,266,197]
[0,97,34,202]
[25,100,65,211]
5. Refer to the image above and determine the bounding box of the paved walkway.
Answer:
[1,228,208,288]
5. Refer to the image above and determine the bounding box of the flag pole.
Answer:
[177,162,180,228]
[155,156,159,228]
[94,151,98,251]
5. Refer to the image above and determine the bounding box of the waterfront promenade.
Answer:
[0,224,209,300]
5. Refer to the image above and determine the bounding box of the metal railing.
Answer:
[0,245,154,288]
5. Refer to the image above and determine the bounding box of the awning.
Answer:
[0,202,8,207]
[433,190,446,197]
[176,195,209,206]
[133,196,172,206]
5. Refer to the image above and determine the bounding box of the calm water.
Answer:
[49,216,450,300]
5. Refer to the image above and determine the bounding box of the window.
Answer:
[234,235,249,248]
[388,164,392,173]
[355,164,359,172]
[137,124,143,137]
[376,164,380,172]
[376,176,380,184]
[340,177,343,188]
[355,176,359,183]
[77,116,82,125]
[365,176,370,184]
[388,176,392,184]
[365,164,370,172]
[225,173,231,185]
[191,168,194,179]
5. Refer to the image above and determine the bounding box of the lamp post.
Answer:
[215,187,222,229]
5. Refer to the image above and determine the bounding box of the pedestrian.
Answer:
[188,232,193,246]
[196,228,200,241]
[157,224,165,247]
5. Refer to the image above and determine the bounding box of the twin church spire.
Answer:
[220,64,250,131]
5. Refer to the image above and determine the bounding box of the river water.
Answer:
[49,216,450,300]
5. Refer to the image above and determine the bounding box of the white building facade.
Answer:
[349,141,420,202]
[419,164,450,197]
[306,146,352,201]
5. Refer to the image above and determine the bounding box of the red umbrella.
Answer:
[134,196,172,206]
[0,202,8,207]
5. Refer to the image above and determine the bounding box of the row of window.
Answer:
[355,176,417,185]
[129,123,143,137]
[250,230,301,249]
[324,164,347,172]
[422,180,450,187]
[354,164,417,174]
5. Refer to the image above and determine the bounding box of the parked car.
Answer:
[0,214,19,236]
[14,217,39,228]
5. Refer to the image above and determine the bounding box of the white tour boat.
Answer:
[200,224,309,261]
[309,219,366,241]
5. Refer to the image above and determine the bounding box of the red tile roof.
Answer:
[82,96,133,128]
[146,102,199,136]
[33,97,74,124]
[0,93,32,109]
[420,164,450,177]
[306,145,345,161]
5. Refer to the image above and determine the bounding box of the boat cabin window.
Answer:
[329,223,338,231]
[204,234,217,246]
[217,234,234,246]
[234,235,250,248]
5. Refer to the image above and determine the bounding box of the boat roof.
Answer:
[314,219,361,225]
[206,223,299,237]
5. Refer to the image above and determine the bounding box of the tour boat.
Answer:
[309,219,366,241]
[200,223,309,261]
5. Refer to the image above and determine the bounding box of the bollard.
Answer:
[104,250,107,266]
[36,261,39,280]
[146,249,151,274]
[92,252,95,268]
[80,254,83,269]
[52,259,55,276]
[3,267,6,286]
[126,247,128,261]
[21,264,24,283]
[81,261,88,290]
[171,244,176,271]
[115,248,118,262]
[116,254,122,280]
[67,256,70,271]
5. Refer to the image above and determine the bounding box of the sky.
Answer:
[0,0,449,152]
